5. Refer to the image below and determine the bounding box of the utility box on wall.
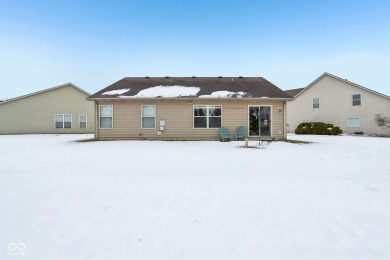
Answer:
[159,119,166,131]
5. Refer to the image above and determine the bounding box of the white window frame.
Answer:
[79,115,87,129]
[347,118,360,128]
[99,105,113,129]
[141,105,156,129]
[193,105,222,129]
[352,94,361,106]
[313,98,320,109]
[54,114,72,129]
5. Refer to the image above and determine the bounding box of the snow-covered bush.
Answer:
[295,122,342,135]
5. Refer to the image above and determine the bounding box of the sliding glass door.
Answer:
[249,106,271,137]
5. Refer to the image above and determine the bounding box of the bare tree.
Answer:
[375,114,390,128]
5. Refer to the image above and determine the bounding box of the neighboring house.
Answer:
[286,72,390,135]
[87,77,292,140]
[0,83,94,134]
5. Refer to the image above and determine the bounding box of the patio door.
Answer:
[249,106,271,136]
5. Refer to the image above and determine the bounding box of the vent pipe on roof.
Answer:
[232,77,233,81]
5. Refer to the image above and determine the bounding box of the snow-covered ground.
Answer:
[1,134,389,259]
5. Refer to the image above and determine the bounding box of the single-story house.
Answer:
[0,83,95,134]
[87,77,292,140]
[285,72,390,135]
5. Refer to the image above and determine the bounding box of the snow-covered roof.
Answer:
[129,86,200,98]
[88,77,291,99]
[102,88,130,95]
[199,91,246,98]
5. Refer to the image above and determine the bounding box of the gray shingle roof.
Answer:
[88,77,291,99]
[284,88,304,98]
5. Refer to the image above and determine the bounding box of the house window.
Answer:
[142,105,156,128]
[99,105,113,128]
[352,94,361,106]
[313,98,320,109]
[55,114,72,129]
[79,115,87,129]
[347,118,360,127]
[194,105,222,128]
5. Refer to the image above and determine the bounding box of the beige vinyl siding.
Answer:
[96,99,286,140]
[287,75,390,135]
[0,85,94,134]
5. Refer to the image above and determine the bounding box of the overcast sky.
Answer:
[0,0,389,99]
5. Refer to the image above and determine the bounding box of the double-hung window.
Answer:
[313,98,320,109]
[142,105,156,128]
[99,105,113,128]
[352,94,361,106]
[79,115,87,128]
[194,105,222,128]
[55,114,72,129]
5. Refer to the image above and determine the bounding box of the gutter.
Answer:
[86,97,294,101]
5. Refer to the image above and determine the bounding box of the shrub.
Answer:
[295,122,342,135]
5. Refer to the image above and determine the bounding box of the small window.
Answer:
[194,105,222,128]
[64,115,71,128]
[142,105,156,128]
[79,115,87,129]
[347,118,360,127]
[194,106,207,128]
[55,114,72,129]
[352,94,361,106]
[100,105,113,128]
[55,115,64,128]
[208,106,222,128]
[313,98,320,109]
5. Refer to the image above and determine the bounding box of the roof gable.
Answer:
[88,77,292,99]
[295,72,390,100]
[0,83,90,105]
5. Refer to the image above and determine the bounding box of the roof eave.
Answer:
[296,72,390,100]
[0,83,91,105]
[87,97,292,101]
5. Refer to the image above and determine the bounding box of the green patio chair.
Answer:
[219,127,233,142]
[235,126,248,140]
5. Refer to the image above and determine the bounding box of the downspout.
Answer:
[283,101,287,139]
[95,100,99,139]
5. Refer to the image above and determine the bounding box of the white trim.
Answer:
[54,114,72,129]
[99,105,113,129]
[347,117,360,128]
[141,105,157,129]
[247,105,273,137]
[79,115,87,129]
[193,105,222,129]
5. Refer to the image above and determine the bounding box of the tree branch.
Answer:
[375,114,390,128]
